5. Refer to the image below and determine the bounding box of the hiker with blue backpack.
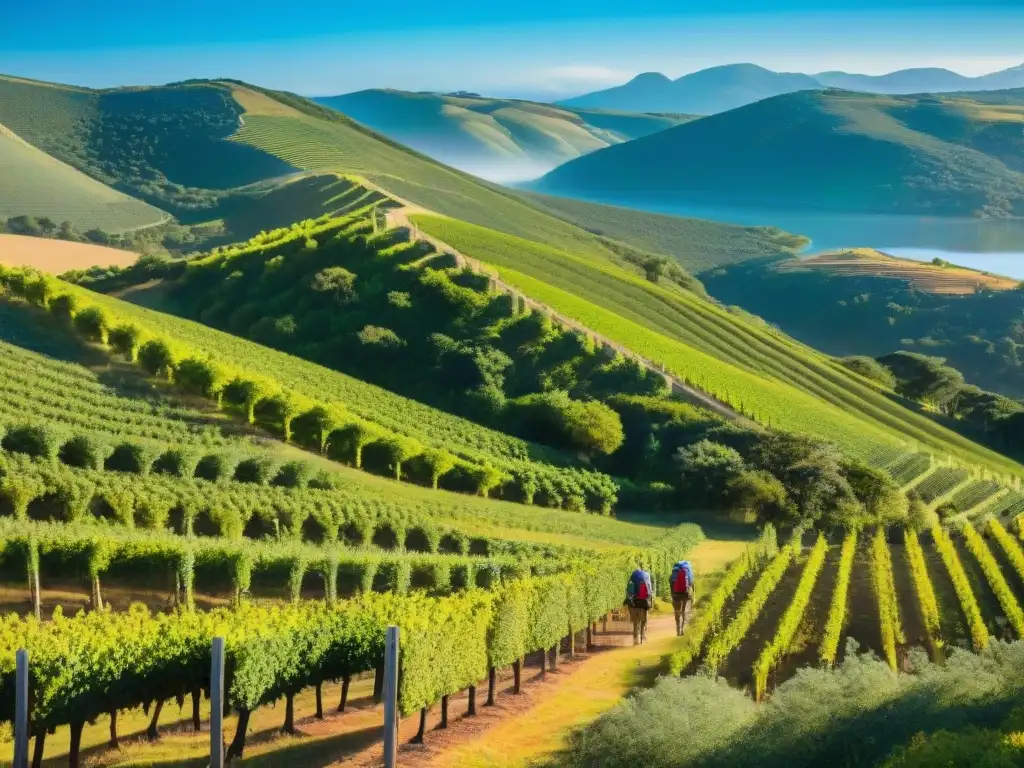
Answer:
[624,567,654,644]
[670,560,695,636]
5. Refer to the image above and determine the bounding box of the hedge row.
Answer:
[0,525,700,763]
[0,268,619,513]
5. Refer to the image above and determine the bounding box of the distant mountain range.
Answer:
[538,88,1024,218]
[559,62,1024,114]
[315,90,693,182]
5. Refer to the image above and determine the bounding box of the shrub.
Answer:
[333,422,384,468]
[174,357,232,402]
[58,434,110,470]
[223,376,278,424]
[152,447,203,478]
[138,339,176,379]
[49,293,79,323]
[234,456,280,485]
[195,453,239,483]
[105,442,161,475]
[273,460,314,489]
[109,324,144,362]
[378,435,424,481]
[73,306,110,344]
[415,448,458,489]
[2,424,63,462]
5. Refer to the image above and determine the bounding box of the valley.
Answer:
[0,27,1023,768]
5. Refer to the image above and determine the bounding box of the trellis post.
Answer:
[13,649,28,768]
[383,625,400,768]
[210,637,225,768]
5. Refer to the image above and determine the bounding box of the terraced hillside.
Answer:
[0,122,167,231]
[411,215,1024,481]
[316,89,692,180]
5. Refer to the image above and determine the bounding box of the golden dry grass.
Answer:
[0,234,137,272]
[785,248,1019,294]
[230,86,304,117]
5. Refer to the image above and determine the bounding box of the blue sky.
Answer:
[2,1,1022,98]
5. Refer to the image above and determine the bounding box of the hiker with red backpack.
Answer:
[624,567,654,645]
[670,560,695,636]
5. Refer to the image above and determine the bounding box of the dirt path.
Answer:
[379,201,744,424]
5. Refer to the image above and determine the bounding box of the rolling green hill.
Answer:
[0,121,167,232]
[315,89,691,181]
[539,89,1024,218]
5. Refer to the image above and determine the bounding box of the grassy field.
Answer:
[519,191,810,273]
[783,248,1020,294]
[0,122,166,232]
[412,214,1024,479]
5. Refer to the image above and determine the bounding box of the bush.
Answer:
[152,447,203,478]
[105,442,161,474]
[234,456,280,485]
[72,306,110,343]
[49,294,79,323]
[109,324,144,362]
[839,356,896,388]
[174,357,231,401]
[58,434,110,470]
[273,460,314,488]
[378,435,423,481]
[507,391,624,456]
[2,424,64,462]
[138,339,176,379]
[194,453,239,482]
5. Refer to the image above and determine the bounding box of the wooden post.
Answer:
[486,667,496,706]
[210,637,225,768]
[13,649,28,768]
[513,658,522,693]
[550,645,558,671]
[467,685,477,716]
[383,626,400,768]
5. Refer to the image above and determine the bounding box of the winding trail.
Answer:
[382,204,745,424]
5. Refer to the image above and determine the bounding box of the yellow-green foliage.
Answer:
[668,547,757,675]
[932,525,990,651]
[701,537,799,674]
[904,528,942,641]
[962,524,1024,638]
[988,518,1024,590]
[820,529,858,665]
[870,528,904,671]
[413,215,1024,483]
[753,533,827,700]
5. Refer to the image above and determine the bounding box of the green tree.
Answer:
[138,339,177,380]
[174,357,232,404]
[73,306,110,344]
[336,421,383,469]
[293,403,348,453]
[109,324,145,362]
[726,470,793,523]
[677,440,747,508]
[259,391,315,442]
[379,435,423,480]
[311,266,357,304]
[418,448,457,489]
[223,376,278,424]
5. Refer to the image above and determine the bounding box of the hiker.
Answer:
[624,567,654,645]
[670,560,695,636]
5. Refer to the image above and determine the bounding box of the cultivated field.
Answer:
[412,215,1024,481]
[671,520,1024,699]
[0,234,138,272]
[783,248,1019,294]
[0,124,167,232]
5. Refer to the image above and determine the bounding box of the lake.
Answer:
[567,196,1024,279]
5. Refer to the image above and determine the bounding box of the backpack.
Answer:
[636,580,649,600]
[629,571,650,601]
[671,565,688,594]
[672,561,694,594]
